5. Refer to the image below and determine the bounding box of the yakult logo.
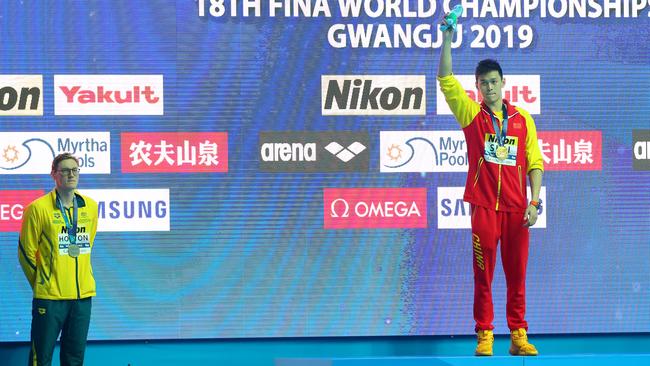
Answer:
[436,75,540,115]
[54,75,163,115]
[380,131,468,172]
[0,190,45,232]
[437,187,546,229]
[0,75,43,116]
[322,75,426,116]
[324,188,427,229]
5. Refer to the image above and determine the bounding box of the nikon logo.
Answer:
[0,75,43,116]
[322,75,425,116]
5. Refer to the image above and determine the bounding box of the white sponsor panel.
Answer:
[0,75,43,115]
[0,132,110,174]
[436,75,540,115]
[437,186,546,229]
[380,131,468,172]
[54,75,163,115]
[322,75,425,115]
[79,189,170,232]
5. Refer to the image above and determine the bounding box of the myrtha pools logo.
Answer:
[0,132,111,174]
[380,131,468,172]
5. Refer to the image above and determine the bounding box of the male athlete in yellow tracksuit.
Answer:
[438,14,544,356]
[19,153,98,366]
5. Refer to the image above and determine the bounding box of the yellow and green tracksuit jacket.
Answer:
[18,189,98,300]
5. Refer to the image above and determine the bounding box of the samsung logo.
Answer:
[78,189,170,232]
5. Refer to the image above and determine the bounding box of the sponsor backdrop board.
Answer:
[0,1,649,341]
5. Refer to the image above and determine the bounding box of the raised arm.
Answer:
[437,18,455,77]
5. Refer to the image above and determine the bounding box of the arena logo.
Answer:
[322,75,426,115]
[380,131,468,172]
[0,132,111,174]
[436,75,540,115]
[78,189,170,232]
[260,131,369,172]
[121,132,228,173]
[0,75,43,116]
[0,190,45,232]
[324,188,427,229]
[632,130,650,171]
[437,187,546,229]
[54,75,163,115]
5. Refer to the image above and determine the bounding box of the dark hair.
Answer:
[51,153,79,174]
[475,59,503,81]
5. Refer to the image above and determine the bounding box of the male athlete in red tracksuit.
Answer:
[437,15,544,357]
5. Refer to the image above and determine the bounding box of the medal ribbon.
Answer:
[489,104,509,146]
[56,193,78,246]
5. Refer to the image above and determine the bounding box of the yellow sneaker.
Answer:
[475,329,494,356]
[509,328,539,356]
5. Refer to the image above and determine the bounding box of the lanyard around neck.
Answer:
[488,104,509,146]
[56,194,78,244]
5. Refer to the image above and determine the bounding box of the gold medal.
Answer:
[496,145,508,160]
[68,244,80,258]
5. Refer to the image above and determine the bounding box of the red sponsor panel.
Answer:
[537,131,602,171]
[0,190,45,232]
[324,188,427,229]
[121,132,228,173]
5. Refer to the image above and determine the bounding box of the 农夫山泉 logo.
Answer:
[322,75,425,116]
[0,190,45,232]
[380,131,468,172]
[0,132,111,174]
[260,131,369,172]
[0,75,43,116]
[121,132,228,173]
[324,188,427,229]
[78,189,170,232]
[537,131,602,171]
[54,75,163,115]
[436,75,540,115]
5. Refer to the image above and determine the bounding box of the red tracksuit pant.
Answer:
[471,204,529,332]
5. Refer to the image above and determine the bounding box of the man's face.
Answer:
[476,70,505,105]
[51,158,80,191]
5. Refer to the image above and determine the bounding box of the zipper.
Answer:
[496,165,502,211]
[518,165,523,194]
[473,159,482,187]
[75,257,80,299]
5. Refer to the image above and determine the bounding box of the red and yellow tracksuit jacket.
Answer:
[18,189,98,300]
[437,74,544,212]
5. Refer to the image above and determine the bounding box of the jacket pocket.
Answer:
[473,157,485,188]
